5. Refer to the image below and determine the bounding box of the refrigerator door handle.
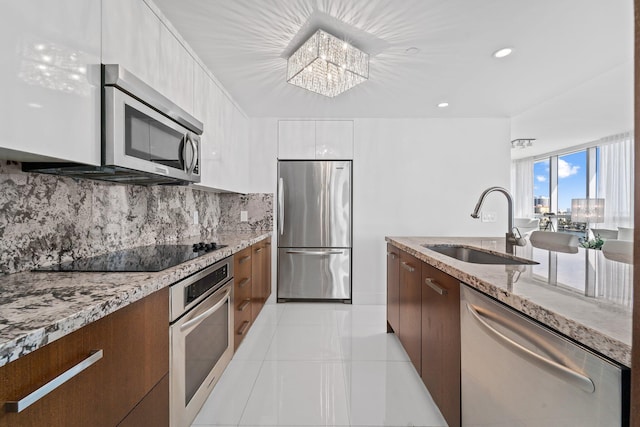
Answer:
[278,177,284,236]
[285,250,344,255]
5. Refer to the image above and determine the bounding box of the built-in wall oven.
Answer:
[169,257,234,427]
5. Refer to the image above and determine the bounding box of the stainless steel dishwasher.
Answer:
[460,285,629,426]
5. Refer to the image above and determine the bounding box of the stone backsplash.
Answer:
[0,161,272,275]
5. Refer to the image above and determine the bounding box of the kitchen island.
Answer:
[386,236,632,367]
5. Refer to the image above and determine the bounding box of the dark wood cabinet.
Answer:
[251,237,272,323]
[421,262,461,427]
[387,244,461,427]
[234,246,253,351]
[398,250,422,375]
[118,374,169,427]
[85,287,169,427]
[262,237,272,303]
[0,322,89,427]
[251,241,265,322]
[234,237,272,351]
[386,243,400,333]
[0,288,169,427]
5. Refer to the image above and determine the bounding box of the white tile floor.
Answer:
[191,299,447,427]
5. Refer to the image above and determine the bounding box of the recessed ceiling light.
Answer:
[405,47,420,55]
[437,102,449,108]
[493,47,513,58]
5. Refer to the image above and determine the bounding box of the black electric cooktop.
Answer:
[35,242,227,272]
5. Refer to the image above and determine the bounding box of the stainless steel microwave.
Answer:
[24,65,203,185]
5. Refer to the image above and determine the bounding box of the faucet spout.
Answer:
[471,186,523,254]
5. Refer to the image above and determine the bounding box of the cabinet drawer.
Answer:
[0,325,92,427]
[234,247,253,280]
[235,295,252,317]
[84,287,169,426]
[235,275,252,300]
[0,288,169,427]
[234,298,252,351]
[118,374,169,427]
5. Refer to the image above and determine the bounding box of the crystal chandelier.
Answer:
[287,29,369,97]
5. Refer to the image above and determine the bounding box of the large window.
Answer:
[557,150,587,224]
[533,159,550,216]
[532,148,598,229]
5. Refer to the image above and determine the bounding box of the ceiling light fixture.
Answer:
[437,102,449,108]
[511,138,535,149]
[493,47,513,58]
[287,29,369,97]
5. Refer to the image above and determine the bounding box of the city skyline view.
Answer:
[533,150,596,214]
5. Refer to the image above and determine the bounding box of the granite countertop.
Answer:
[0,230,271,368]
[386,236,633,367]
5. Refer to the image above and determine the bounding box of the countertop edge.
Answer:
[0,231,272,368]
[386,236,632,367]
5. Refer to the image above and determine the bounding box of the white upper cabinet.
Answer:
[193,65,249,193]
[278,120,353,160]
[278,121,316,159]
[0,0,241,189]
[227,103,249,193]
[158,23,195,116]
[0,0,101,164]
[102,0,194,115]
[102,0,161,91]
[316,120,354,159]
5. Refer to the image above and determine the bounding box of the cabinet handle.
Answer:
[401,262,415,273]
[238,277,250,288]
[238,299,251,312]
[424,278,448,295]
[265,241,271,246]
[239,255,251,264]
[387,251,398,259]
[5,349,104,413]
[255,247,263,253]
[238,320,250,335]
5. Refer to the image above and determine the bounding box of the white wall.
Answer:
[249,118,279,294]
[353,118,511,303]
[511,61,633,159]
[249,117,511,304]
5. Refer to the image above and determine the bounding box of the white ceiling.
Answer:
[153,0,633,151]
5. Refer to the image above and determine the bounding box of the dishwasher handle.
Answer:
[466,303,595,394]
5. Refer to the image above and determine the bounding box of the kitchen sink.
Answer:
[423,244,538,265]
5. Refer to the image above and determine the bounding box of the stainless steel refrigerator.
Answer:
[277,160,352,302]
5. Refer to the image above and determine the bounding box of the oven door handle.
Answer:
[180,288,231,332]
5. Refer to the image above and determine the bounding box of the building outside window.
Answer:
[556,151,587,228]
[532,148,599,232]
[533,159,549,216]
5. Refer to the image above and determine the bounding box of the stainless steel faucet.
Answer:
[470,186,526,254]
